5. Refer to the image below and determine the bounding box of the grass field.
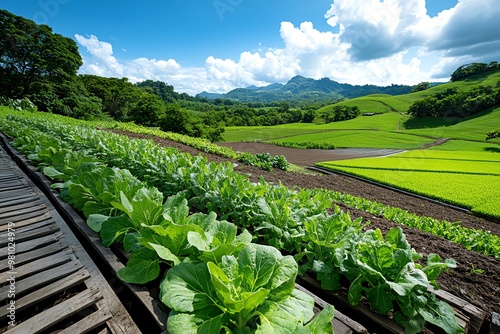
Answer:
[224,69,500,148]
[318,150,500,219]
[271,130,434,149]
[429,140,500,152]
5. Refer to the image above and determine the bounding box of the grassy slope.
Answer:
[224,69,500,147]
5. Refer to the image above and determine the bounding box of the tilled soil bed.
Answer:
[110,130,500,316]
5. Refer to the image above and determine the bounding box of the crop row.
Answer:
[320,156,500,175]
[92,120,289,172]
[0,112,463,333]
[2,109,499,258]
[318,159,500,220]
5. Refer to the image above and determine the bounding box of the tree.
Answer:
[302,109,316,123]
[80,75,139,121]
[450,62,490,82]
[486,130,500,140]
[136,80,181,103]
[0,9,82,98]
[411,82,430,93]
[130,92,166,127]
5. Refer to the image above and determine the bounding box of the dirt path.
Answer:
[218,142,404,165]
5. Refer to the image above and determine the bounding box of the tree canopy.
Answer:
[0,9,82,98]
[450,62,500,82]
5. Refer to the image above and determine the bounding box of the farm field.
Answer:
[271,130,434,149]
[224,105,500,146]
[318,150,500,219]
[223,70,500,147]
[1,109,500,332]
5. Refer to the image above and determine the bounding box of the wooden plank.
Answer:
[0,188,32,200]
[58,308,112,334]
[0,207,49,223]
[0,203,46,219]
[0,199,43,215]
[0,212,52,231]
[0,184,26,193]
[0,240,67,271]
[0,218,56,237]
[0,260,83,303]
[0,182,24,190]
[4,286,103,334]
[0,232,64,258]
[0,194,35,207]
[0,193,34,205]
[0,269,90,318]
[429,286,486,334]
[1,137,142,333]
[295,284,368,334]
[0,249,75,282]
[0,175,20,182]
[0,222,59,247]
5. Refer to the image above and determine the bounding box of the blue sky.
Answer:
[2,0,500,95]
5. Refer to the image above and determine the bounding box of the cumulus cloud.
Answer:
[75,34,124,76]
[74,0,500,95]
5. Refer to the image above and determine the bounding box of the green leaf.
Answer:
[256,289,315,334]
[100,216,133,247]
[347,275,363,305]
[418,296,464,334]
[208,260,269,314]
[304,304,335,334]
[149,242,181,266]
[366,284,394,314]
[385,227,410,250]
[394,311,426,334]
[43,166,67,180]
[111,191,133,214]
[423,253,457,288]
[83,201,112,218]
[117,248,160,284]
[167,312,225,334]
[87,214,108,232]
[160,262,219,313]
[238,244,281,291]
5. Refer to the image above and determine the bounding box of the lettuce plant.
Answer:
[161,243,334,334]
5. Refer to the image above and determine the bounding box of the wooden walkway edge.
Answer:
[0,139,141,333]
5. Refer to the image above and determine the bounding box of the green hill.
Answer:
[224,69,500,148]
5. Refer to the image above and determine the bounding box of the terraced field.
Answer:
[318,150,500,219]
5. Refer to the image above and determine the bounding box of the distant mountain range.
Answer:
[197,75,415,103]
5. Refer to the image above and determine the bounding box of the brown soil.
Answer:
[218,142,404,166]
[110,130,500,316]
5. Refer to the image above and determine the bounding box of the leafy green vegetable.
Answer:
[161,244,334,333]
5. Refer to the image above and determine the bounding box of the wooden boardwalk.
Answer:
[0,145,141,333]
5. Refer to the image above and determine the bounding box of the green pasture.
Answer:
[224,69,500,147]
[405,107,500,141]
[318,149,500,219]
[223,113,406,142]
[429,140,500,152]
[272,130,434,149]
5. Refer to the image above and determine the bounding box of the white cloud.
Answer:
[75,0,500,95]
[75,34,124,76]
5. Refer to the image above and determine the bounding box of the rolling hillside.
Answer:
[224,69,500,148]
